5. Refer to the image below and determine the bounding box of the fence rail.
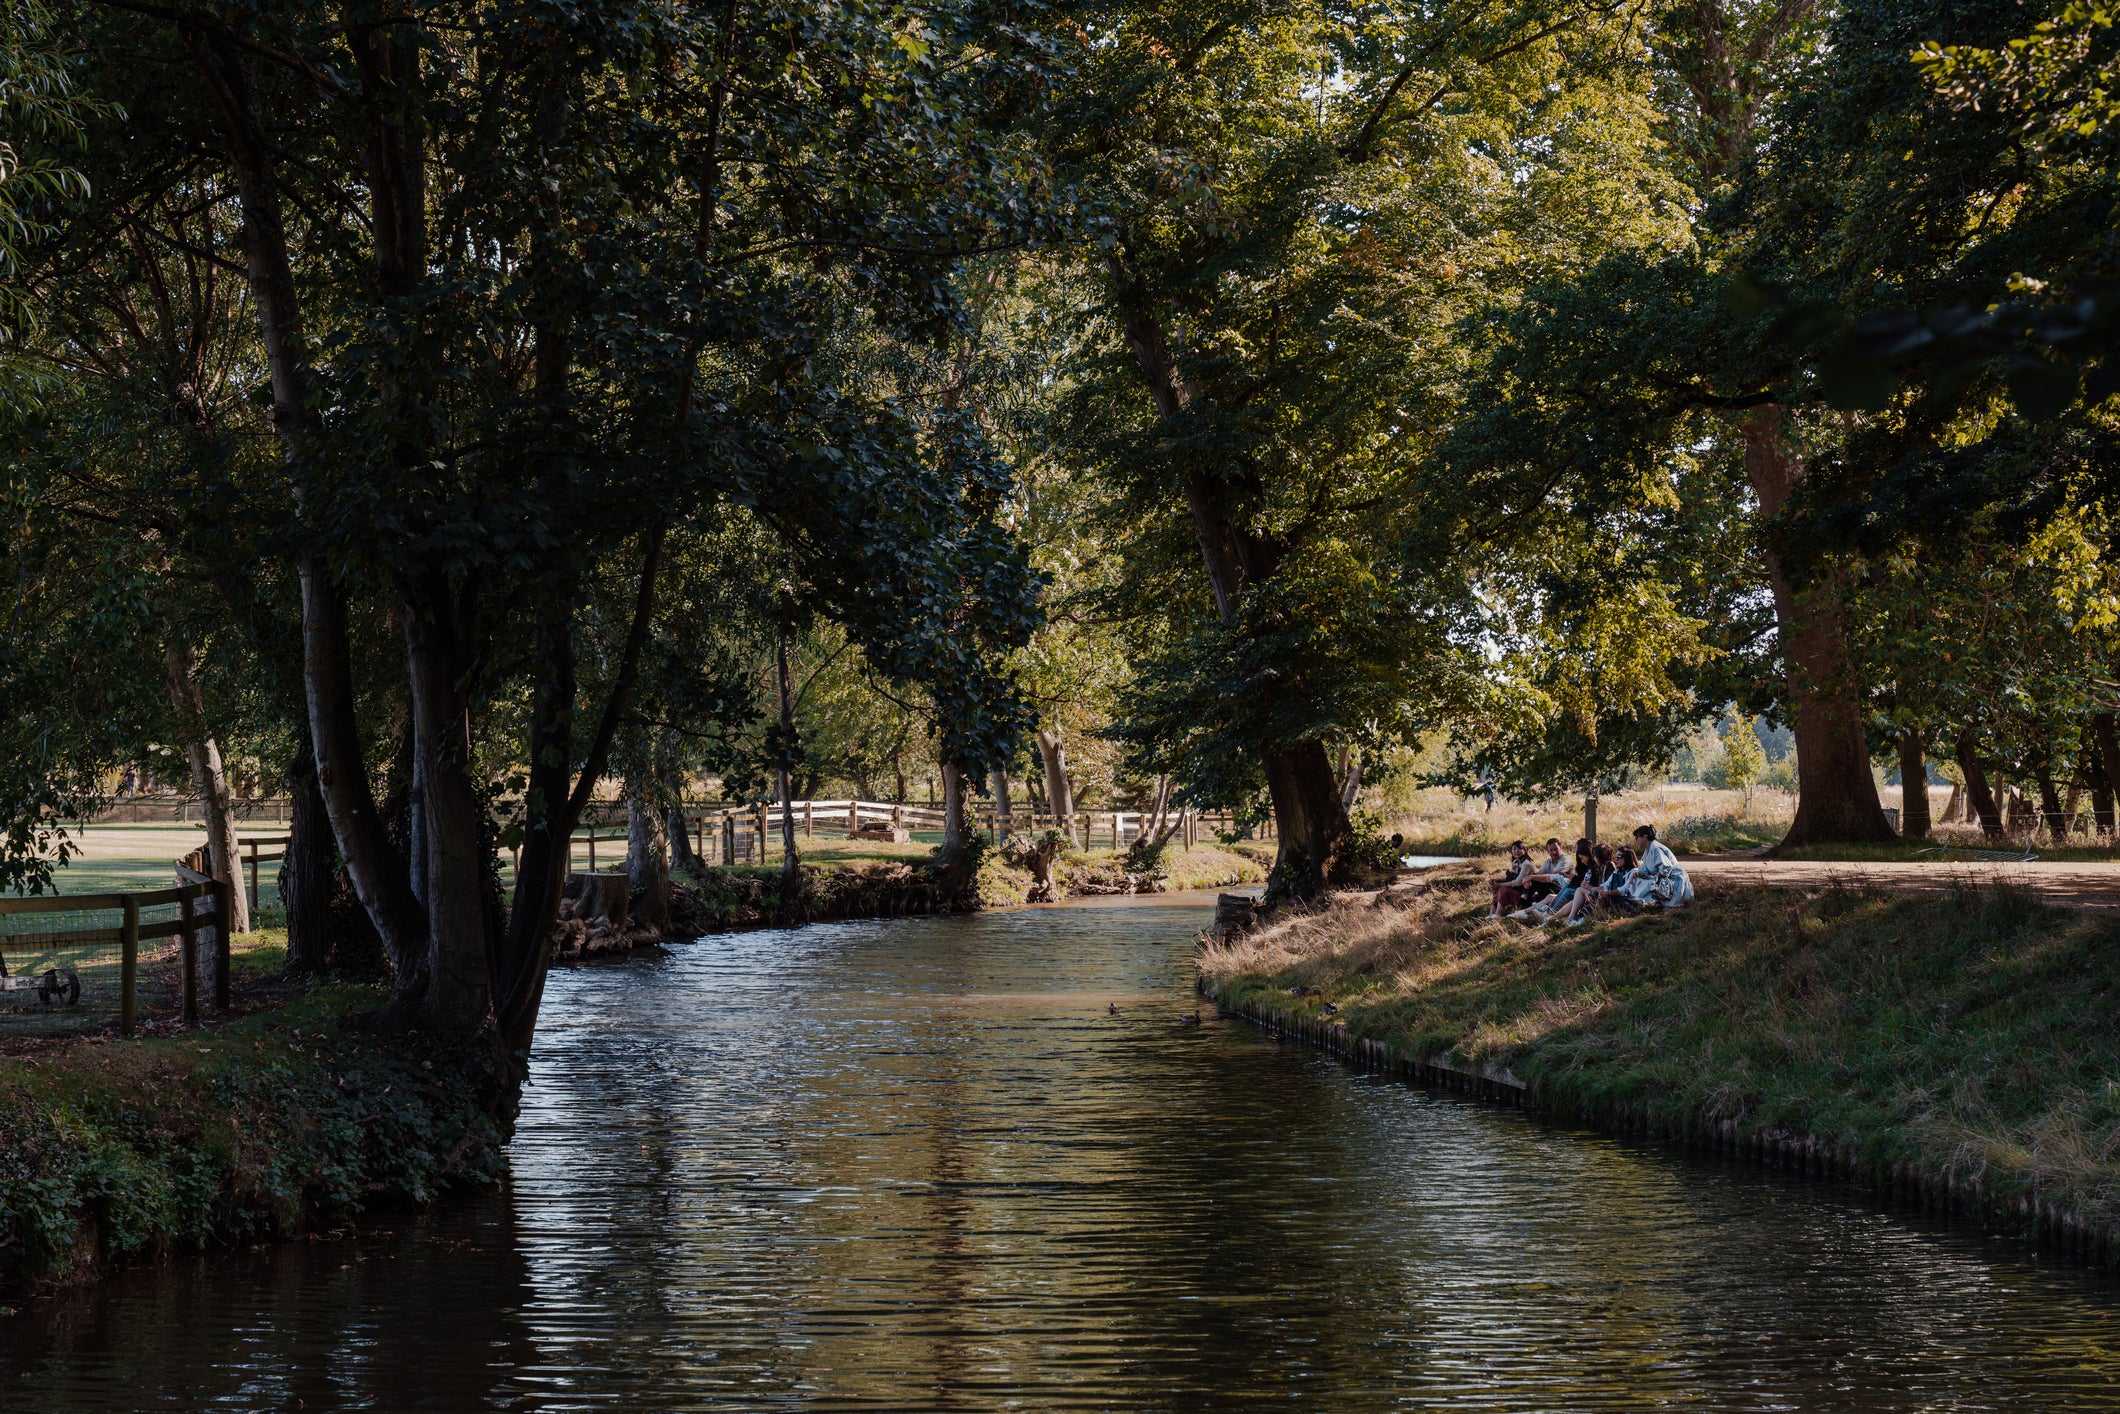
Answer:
[549,800,1268,873]
[222,803,1269,892]
[0,877,231,1035]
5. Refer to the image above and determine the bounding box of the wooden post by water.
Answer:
[119,895,139,1038]
[178,888,199,1023]
[212,877,232,1009]
[587,829,597,872]
[244,839,260,916]
[804,800,813,838]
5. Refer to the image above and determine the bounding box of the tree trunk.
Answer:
[1954,731,2004,839]
[1897,727,1930,839]
[495,568,579,1049]
[668,802,701,875]
[2077,725,2111,835]
[941,762,967,855]
[281,739,335,973]
[1148,773,1173,839]
[1035,729,1075,823]
[1262,742,1355,894]
[992,766,1013,839]
[933,760,976,901]
[1744,409,1895,848]
[776,630,801,882]
[1940,781,1963,823]
[164,640,251,936]
[1036,729,1075,845]
[1338,751,1362,811]
[1109,257,1353,894]
[2032,756,2068,840]
[2092,714,2120,836]
[627,795,671,929]
[403,585,494,1029]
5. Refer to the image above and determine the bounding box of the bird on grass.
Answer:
[1180,1010,1201,1027]
[1107,1002,1120,1016]
[1321,1001,1339,1015]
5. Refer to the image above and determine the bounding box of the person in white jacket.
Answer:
[1623,824,1693,908]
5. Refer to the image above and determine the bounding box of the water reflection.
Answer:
[6,899,2120,1411]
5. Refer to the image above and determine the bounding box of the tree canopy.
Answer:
[3,0,2116,1060]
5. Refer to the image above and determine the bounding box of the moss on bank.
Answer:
[0,986,510,1299]
[1201,867,2120,1249]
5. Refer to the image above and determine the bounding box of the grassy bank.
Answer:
[974,844,1267,907]
[1201,866,2120,1255]
[0,985,510,1302]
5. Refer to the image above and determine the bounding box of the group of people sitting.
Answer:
[1487,824,1694,926]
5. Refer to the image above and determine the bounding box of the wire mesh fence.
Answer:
[0,882,228,1038]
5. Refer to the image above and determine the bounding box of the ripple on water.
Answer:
[6,899,2120,1411]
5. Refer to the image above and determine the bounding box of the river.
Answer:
[6,896,2120,1410]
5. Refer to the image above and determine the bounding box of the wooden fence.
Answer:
[224,801,1272,894]
[0,877,230,1034]
[560,800,1269,873]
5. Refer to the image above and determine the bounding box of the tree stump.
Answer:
[563,872,631,929]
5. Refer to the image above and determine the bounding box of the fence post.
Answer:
[588,830,597,872]
[245,840,259,916]
[120,895,139,1038]
[805,800,813,838]
[212,877,232,1009]
[179,888,199,1024]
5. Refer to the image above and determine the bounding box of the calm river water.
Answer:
[7,896,2120,1410]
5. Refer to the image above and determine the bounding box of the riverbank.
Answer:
[1200,865,2120,1262]
[559,845,1272,956]
[974,842,1267,907]
[0,984,510,1303]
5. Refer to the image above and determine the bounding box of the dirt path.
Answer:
[1684,858,2120,912]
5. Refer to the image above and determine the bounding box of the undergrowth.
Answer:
[0,987,510,1297]
[1203,867,2120,1229]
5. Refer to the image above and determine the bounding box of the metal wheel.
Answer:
[39,968,80,1006]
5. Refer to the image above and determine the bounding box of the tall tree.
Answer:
[1042,0,1691,893]
[40,0,1046,1058]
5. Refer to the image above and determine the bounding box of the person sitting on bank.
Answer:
[1589,828,1693,920]
[1525,837,1569,901]
[1564,844,1635,926]
[1510,838,1592,924]
[1622,824,1694,910]
[1489,840,1535,916]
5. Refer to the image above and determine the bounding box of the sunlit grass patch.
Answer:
[1204,871,2120,1231]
